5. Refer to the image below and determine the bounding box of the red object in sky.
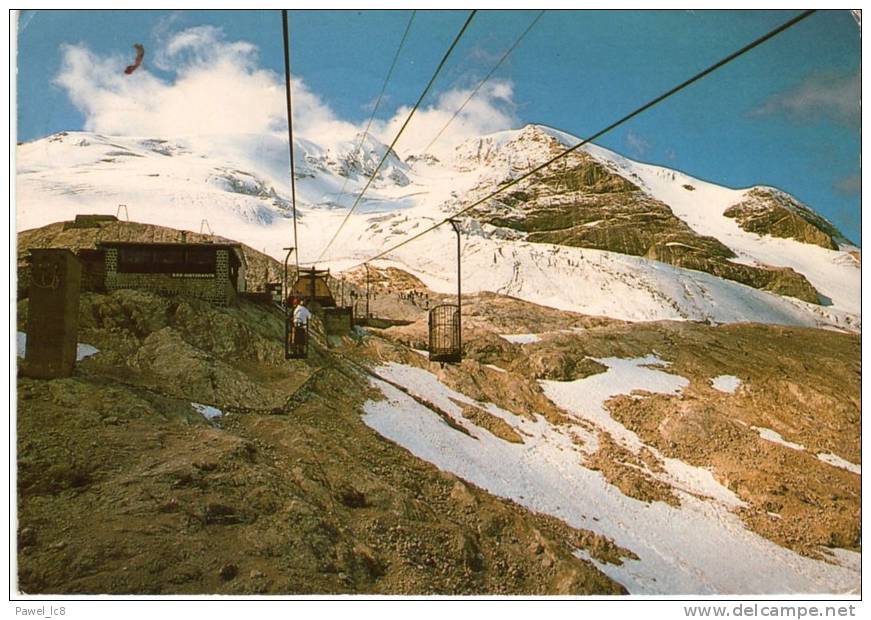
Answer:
[124,44,145,75]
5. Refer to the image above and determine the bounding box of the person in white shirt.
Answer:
[293,299,312,327]
[290,298,311,357]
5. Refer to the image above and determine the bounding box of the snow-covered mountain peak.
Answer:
[303,132,410,187]
[15,123,860,332]
[452,124,567,171]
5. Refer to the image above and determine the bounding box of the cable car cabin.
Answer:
[290,267,335,307]
[428,304,462,363]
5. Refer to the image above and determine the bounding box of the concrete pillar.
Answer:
[23,249,82,379]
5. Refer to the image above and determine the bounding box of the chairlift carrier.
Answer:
[285,314,309,359]
[428,218,463,363]
[428,303,461,363]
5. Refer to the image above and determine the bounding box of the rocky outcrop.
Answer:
[646,243,821,303]
[724,187,847,250]
[17,283,629,595]
[468,137,822,304]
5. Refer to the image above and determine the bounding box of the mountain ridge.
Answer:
[15,124,860,331]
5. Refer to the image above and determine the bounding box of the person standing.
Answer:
[291,298,311,355]
[293,298,311,328]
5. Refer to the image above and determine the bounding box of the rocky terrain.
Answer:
[15,112,861,594]
[15,221,860,595]
[465,128,827,303]
[373,288,860,557]
[16,223,630,595]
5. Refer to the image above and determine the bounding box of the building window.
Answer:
[154,246,186,273]
[185,247,216,273]
[113,245,220,274]
[117,247,154,272]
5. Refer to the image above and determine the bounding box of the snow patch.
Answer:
[711,374,742,394]
[540,355,741,508]
[191,402,223,420]
[76,343,100,361]
[752,427,807,452]
[541,355,687,453]
[816,453,861,475]
[499,333,541,344]
[750,428,860,475]
[17,331,100,361]
[362,362,857,595]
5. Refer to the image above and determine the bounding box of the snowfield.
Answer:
[362,362,859,595]
[542,127,861,317]
[362,235,858,330]
[16,125,860,332]
[499,333,542,344]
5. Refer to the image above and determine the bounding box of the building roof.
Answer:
[96,241,242,250]
[96,241,247,267]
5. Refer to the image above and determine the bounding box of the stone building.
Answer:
[95,241,247,305]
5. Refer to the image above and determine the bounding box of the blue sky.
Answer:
[16,9,861,243]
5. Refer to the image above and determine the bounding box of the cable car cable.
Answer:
[421,10,545,155]
[328,11,417,233]
[345,9,816,270]
[316,10,478,263]
[281,9,301,272]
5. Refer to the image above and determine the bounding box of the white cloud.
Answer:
[833,173,860,196]
[625,129,651,157]
[370,79,519,159]
[751,70,859,127]
[54,26,357,141]
[53,25,519,157]
[163,25,255,62]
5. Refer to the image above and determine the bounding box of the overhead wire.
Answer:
[420,9,545,155]
[328,11,417,228]
[343,9,817,271]
[281,9,300,272]
[320,11,543,268]
[315,10,478,263]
